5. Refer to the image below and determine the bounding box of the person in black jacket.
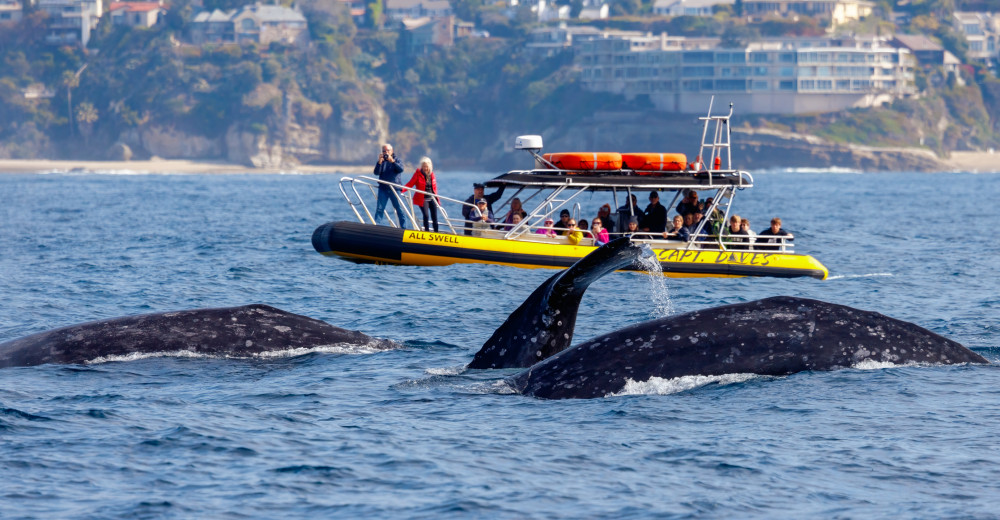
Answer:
[372,143,409,229]
[640,191,667,233]
[757,217,794,251]
[462,183,506,235]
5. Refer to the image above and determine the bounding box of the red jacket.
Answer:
[403,169,438,207]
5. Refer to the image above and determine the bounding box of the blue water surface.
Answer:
[1,170,999,519]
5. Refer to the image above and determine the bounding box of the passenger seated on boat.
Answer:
[577,220,590,239]
[616,195,642,233]
[641,192,668,233]
[502,198,528,226]
[663,215,690,242]
[723,215,750,249]
[689,210,711,240]
[502,213,523,231]
[757,217,794,251]
[565,220,584,245]
[463,183,506,236]
[553,209,572,232]
[624,216,639,237]
[704,197,723,223]
[470,199,495,237]
[536,218,558,237]
[591,220,610,246]
[676,190,700,216]
[741,218,757,248]
[596,204,615,233]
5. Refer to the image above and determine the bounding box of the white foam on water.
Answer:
[636,252,674,317]
[852,359,909,370]
[613,373,759,397]
[86,350,213,364]
[250,343,389,358]
[826,273,894,280]
[85,342,388,364]
[425,365,467,376]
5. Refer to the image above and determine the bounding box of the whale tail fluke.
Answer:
[468,237,650,369]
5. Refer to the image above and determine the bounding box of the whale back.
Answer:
[509,296,989,399]
[0,304,397,368]
[468,237,649,369]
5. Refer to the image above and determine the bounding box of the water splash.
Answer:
[635,250,674,317]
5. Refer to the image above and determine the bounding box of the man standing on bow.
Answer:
[373,143,408,229]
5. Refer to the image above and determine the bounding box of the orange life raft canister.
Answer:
[621,153,687,174]
[543,152,623,171]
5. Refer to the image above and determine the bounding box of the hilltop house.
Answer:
[190,3,308,46]
[37,0,103,45]
[954,11,1000,65]
[652,0,733,17]
[384,0,452,21]
[109,1,165,27]
[399,15,454,53]
[0,0,23,23]
[741,0,873,27]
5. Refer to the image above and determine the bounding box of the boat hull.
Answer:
[312,221,828,280]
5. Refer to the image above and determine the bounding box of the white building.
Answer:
[578,3,608,19]
[384,0,452,21]
[0,0,23,23]
[190,3,309,46]
[954,11,1000,64]
[37,0,103,45]
[109,1,165,27]
[652,0,733,17]
[576,33,915,114]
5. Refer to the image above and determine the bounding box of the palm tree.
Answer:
[76,102,98,144]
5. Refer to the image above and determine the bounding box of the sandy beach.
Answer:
[0,158,371,175]
[1,152,998,173]
[946,151,1000,173]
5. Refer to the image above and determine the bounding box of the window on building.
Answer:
[800,79,815,90]
[731,53,746,63]
[751,80,768,90]
[780,67,794,77]
[683,51,714,63]
[836,79,850,90]
[715,79,746,90]
[779,53,796,63]
[754,66,768,76]
[779,80,796,90]
[682,66,714,76]
[752,53,768,63]
[717,53,731,63]
[817,80,832,90]
[682,79,701,91]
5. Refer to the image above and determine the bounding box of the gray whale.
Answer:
[468,237,648,369]
[0,304,398,368]
[508,296,989,399]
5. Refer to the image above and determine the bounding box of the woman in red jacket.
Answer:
[403,156,441,232]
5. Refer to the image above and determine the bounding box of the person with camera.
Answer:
[373,143,409,229]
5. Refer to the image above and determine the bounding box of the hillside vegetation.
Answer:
[2,0,1000,166]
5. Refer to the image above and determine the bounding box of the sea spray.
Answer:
[636,249,674,317]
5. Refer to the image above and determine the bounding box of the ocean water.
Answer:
[1,170,999,519]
